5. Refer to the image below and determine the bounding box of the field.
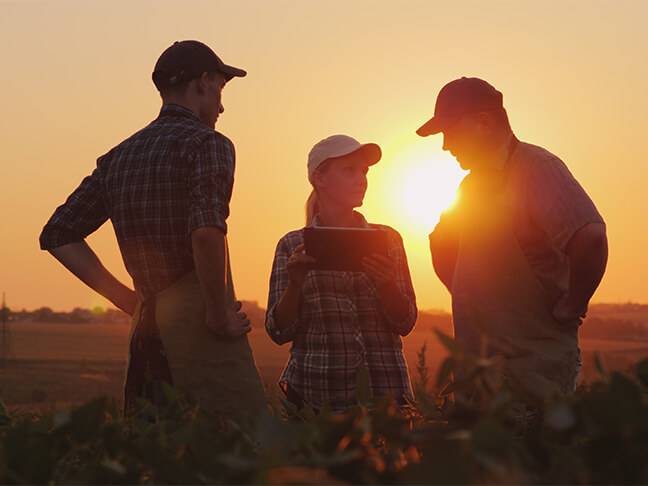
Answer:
[1,321,647,408]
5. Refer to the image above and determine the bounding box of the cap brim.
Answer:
[416,116,444,137]
[324,142,382,166]
[355,143,382,165]
[220,64,247,81]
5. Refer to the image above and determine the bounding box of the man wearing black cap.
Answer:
[417,77,608,402]
[39,40,267,418]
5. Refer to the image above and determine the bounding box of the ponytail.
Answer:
[305,189,319,225]
[305,159,331,225]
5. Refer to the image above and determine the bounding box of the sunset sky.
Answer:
[1,0,646,313]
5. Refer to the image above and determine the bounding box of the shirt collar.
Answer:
[310,211,370,228]
[158,104,203,123]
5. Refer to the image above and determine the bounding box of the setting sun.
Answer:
[398,154,465,231]
[364,134,467,241]
[1,0,644,315]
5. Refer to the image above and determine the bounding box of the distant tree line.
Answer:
[6,307,131,325]
[4,301,648,341]
[579,317,648,342]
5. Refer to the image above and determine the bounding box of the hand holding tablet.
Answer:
[303,227,389,272]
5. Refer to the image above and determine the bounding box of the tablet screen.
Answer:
[303,227,388,272]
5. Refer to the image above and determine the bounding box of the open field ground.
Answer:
[1,322,647,408]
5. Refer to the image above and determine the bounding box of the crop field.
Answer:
[1,321,647,408]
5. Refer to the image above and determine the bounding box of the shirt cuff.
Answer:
[188,209,228,235]
[39,225,85,250]
[265,304,300,345]
[385,299,418,336]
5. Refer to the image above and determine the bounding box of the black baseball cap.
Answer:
[416,77,504,136]
[152,40,246,91]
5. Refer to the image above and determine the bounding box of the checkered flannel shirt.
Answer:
[265,213,417,410]
[39,104,235,298]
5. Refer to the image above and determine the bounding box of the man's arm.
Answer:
[430,228,458,293]
[40,168,134,311]
[191,226,250,337]
[553,222,608,322]
[48,242,137,315]
[429,179,467,293]
[429,207,460,293]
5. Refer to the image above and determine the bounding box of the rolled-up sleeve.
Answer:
[265,237,301,345]
[383,228,418,336]
[39,169,109,250]
[186,133,235,235]
[527,155,604,253]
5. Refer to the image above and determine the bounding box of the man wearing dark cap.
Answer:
[39,40,267,419]
[418,77,608,402]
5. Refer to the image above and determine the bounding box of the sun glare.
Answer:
[399,157,464,230]
[364,135,466,240]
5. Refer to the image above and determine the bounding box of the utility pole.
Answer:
[0,292,11,369]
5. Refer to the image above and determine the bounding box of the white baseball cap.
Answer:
[307,135,382,181]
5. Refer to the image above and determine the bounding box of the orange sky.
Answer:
[1,0,647,312]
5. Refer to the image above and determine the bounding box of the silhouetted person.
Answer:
[265,135,418,412]
[39,40,266,419]
[417,77,608,401]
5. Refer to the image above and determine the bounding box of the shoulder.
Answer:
[275,228,305,253]
[210,130,235,151]
[96,123,151,167]
[514,141,572,176]
[193,129,234,153]
[152,110,235,157]
[197,132,236,169]
[368,223,405,246]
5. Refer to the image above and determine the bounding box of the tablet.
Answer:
[303,226,389,272]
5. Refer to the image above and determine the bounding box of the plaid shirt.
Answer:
[265,213,417,410]
[39,104,235,298]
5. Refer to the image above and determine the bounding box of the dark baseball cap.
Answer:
[416,77,503,136]
[152,40,246,91]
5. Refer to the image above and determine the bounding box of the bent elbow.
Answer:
[567,222,608,257]
[588,223,608,256]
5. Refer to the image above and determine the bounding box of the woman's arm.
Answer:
[362,254,410,322]
[363,229,417,335]
[265,239,315,344]
[273,244,316,329]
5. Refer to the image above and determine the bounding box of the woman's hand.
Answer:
[362,253,397,290]
[363,253,409,323]
[286,244,316,288]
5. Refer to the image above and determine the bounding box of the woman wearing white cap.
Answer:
[265,135,418,412]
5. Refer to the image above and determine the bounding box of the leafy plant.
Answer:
[1,335,647,484]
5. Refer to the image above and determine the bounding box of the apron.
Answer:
[125,242,267,421]
[451,155,579,401]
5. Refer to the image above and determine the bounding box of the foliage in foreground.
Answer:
[1,336,647,485]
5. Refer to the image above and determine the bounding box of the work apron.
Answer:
[451,171,579,401]
[125,246,267,421]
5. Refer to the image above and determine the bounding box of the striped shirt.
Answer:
[508,140,605,305]
[265,213,417,410]
[435,136,605,307]
[39,104,235,298]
